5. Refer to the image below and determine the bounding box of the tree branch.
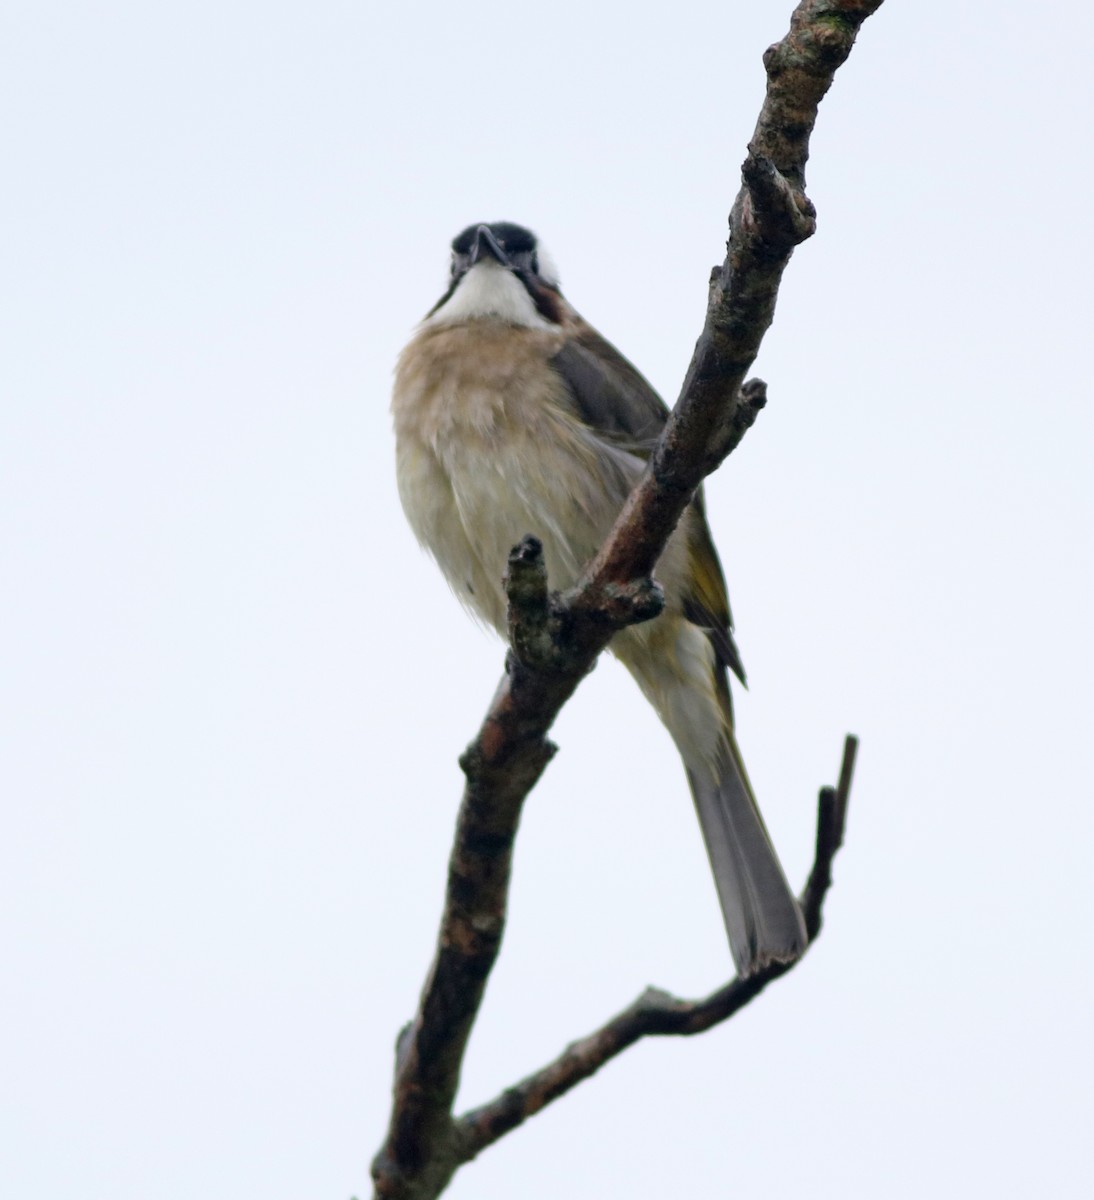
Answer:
[373,3,883,1196]
[455,735,858,1160]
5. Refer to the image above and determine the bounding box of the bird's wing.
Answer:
[549,324,746,687]
[682,501,746,687]
[548,326,667,456]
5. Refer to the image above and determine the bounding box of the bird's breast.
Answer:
[392,321,642,632]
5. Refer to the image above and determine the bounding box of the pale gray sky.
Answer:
[3,3,1092,1198]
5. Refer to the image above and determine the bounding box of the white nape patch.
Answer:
[535,240,560,289]
[425,261,552,329]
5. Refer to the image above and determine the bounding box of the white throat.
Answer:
[425,261,552,329]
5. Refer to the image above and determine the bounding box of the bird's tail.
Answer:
[616,617,807,977]
[686,731,807,977]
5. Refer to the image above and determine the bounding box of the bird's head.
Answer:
[424,222,565,328]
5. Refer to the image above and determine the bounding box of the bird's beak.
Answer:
[469,224,510,268]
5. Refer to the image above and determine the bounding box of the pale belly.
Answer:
[395,408,639,634]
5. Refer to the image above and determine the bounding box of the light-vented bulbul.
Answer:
[392,221,806,976]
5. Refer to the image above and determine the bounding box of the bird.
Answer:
[391,221,807,977]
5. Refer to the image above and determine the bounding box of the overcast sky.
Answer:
[3,2,1093,1198]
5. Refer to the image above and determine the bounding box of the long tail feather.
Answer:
[687,735,807,977]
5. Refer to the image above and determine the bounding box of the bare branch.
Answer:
[373,2,883,1196]
[454,735,858,1160]
[578,0,885,594]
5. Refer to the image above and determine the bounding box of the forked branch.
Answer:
[455,737,858,1160]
